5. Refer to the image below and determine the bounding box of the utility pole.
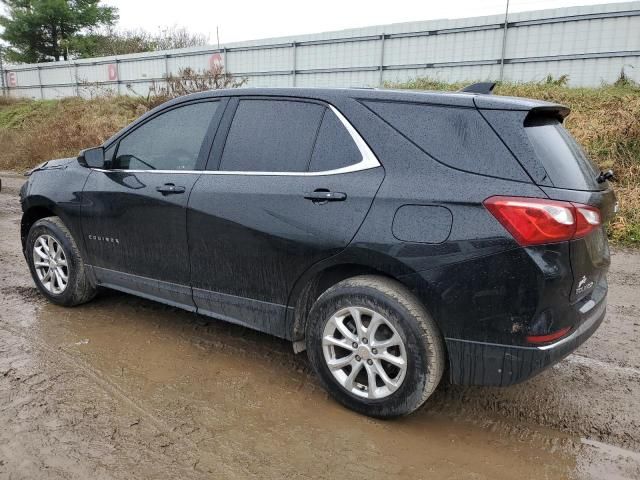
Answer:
[499,0,510,83]
[216,26,220,50]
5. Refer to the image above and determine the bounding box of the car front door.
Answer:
[187,97,384,337]
[81,99,225,309]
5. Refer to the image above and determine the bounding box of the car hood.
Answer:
[25,157,76,176]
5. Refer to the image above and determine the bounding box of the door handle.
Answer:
[304,190,347,202]
[156,183,186,195]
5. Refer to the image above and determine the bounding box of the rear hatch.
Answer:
[478,100,617,304]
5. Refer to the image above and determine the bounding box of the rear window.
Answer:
[525,117,602,191]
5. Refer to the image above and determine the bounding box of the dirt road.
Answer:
[1,172,639,479]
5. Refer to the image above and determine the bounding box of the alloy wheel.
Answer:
[33,234,69,295]
[322,306,408,399]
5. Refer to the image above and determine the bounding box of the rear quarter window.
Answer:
[524,117,602,191]
[308,109,361,172]
[362,100,529,181]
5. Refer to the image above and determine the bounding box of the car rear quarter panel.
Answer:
[336,98,565,346]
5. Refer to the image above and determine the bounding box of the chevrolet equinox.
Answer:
[19,85,616,417]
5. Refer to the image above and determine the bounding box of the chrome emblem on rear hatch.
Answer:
[576,275,594,295]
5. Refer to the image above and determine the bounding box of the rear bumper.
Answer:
[445,294,606,386]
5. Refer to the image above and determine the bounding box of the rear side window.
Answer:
[525,117,601,191]
[220,99,324,172]
[309,109,362,172]
[362,100,528,181]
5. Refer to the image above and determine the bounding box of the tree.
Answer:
[0,0,118,63]
[71,26,208,58]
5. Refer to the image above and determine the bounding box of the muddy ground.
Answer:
[1,172,639,480]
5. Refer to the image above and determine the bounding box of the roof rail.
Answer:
[460,82,496,94]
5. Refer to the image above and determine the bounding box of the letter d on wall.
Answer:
[107,64,118,81]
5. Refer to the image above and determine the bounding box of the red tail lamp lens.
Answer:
[483,196,601,246]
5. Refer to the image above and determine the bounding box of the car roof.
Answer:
[166,87,566,112]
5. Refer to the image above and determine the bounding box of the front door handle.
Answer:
[304,190,347,202]
[156,183,186,195]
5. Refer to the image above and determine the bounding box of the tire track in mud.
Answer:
[0,317,257,479]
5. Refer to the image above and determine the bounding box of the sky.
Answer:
[102,0,629,45]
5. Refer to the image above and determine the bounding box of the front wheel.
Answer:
[25,216,97,306]
[306,275,445,418]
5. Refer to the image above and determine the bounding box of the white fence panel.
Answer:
[2,1,639,98]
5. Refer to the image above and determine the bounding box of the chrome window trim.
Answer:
[93,105,381,176]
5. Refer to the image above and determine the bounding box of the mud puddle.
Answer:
[2,172,640,479]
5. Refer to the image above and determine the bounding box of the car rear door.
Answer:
[81,99,226,309]
[187,97,384,337]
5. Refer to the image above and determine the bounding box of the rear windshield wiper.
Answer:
[596,170,614,183]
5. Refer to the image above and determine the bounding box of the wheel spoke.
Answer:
[366,312,385,343]
[34,247,48,260]
[57,257,67,267]
[53,269,63,290]
[326,353,355,370]
[56,267,68,283]
[349,307,365,337]
[333,316,357,342]
[38,238,50,256]
[364,363,378,398]
[34,260,49,268]
[377,351,405,368]
[47,236,54,257]
[373,359,400,392]
[343,360,363,392]
[372,333,401,349]
[323,335,356,351]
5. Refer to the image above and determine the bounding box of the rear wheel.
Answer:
[26,217,97,306]
[306,275,445,417]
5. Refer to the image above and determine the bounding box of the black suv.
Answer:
[20,86,616,417]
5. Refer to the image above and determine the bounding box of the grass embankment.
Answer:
[1,81,639,246]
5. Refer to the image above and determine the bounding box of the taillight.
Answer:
[483,196,601,246]
[574,205,601,238]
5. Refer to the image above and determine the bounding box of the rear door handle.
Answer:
[304,190,347,202]
[156,183,186,195]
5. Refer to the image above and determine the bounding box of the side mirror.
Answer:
[78,147,105,169]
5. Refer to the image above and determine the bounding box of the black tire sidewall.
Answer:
[26,219,81,306]
[307,283,434,418]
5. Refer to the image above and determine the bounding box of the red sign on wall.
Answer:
[107,64,118,81]
[6,71,17,87]
[209,53,223,70]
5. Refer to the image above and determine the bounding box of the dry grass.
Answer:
[1,80,639,245]
[0,96,145,171]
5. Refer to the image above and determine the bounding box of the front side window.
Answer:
[113,101,219,171]
[219,99,325,172]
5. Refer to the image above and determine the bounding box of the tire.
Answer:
[25,216,97,307]
[306,275,445,418]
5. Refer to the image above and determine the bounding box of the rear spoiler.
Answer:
[525,105,571,121]
[459,82,496,95]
